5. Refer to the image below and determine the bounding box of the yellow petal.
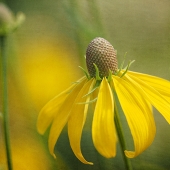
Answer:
[37,86,73,134]
[92,77,117,158]
[68,78,95,165]
[113,75,156,158]
[37,76,86,134]
[126,73,170,124]
[127,71,170,98]
[48,78,87,156]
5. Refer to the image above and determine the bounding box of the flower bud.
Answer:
[0,3,25,35]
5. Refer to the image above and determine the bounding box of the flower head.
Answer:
[37,37,170,165]
[86,37,117,77]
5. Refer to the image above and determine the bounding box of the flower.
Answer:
[37,37,170,165]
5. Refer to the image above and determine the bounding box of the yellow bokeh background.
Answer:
[18,38,82,109]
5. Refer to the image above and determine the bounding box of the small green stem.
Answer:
[114,104,133,170]
[0,36,13,170]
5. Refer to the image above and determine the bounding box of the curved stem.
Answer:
[114,103,133,170]
[0,35,13,170]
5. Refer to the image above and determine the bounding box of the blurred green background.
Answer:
[0,0,170,169]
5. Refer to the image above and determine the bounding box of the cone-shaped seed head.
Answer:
[86,37,118,78]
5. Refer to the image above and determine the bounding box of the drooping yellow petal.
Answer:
[113,75,156,158]
[48,78,87,157]
[92,77,117,158]
[127,71,170,98]
[68,79,95,165]
[126,73,170,124]
[37,76,86,134]
[37,86,73,134]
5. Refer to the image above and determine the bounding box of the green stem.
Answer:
[0,36,13,170]
[114,104,133,170]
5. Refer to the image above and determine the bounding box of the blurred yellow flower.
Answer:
[37,37,170,165]
[18,39,81,109]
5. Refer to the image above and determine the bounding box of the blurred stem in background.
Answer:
[0,2,25,169]
[62,0,105,67]
[0,35,13,170]
[64,0,84,62]
[87,0,105,36]
[0,2,14,169]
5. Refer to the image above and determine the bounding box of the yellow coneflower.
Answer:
[37,37,170,165]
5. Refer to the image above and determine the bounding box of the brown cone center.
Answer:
[86,37,118,78]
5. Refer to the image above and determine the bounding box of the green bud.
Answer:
[0,3,25,35]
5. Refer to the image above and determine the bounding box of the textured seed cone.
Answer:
[86,37,118,78]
